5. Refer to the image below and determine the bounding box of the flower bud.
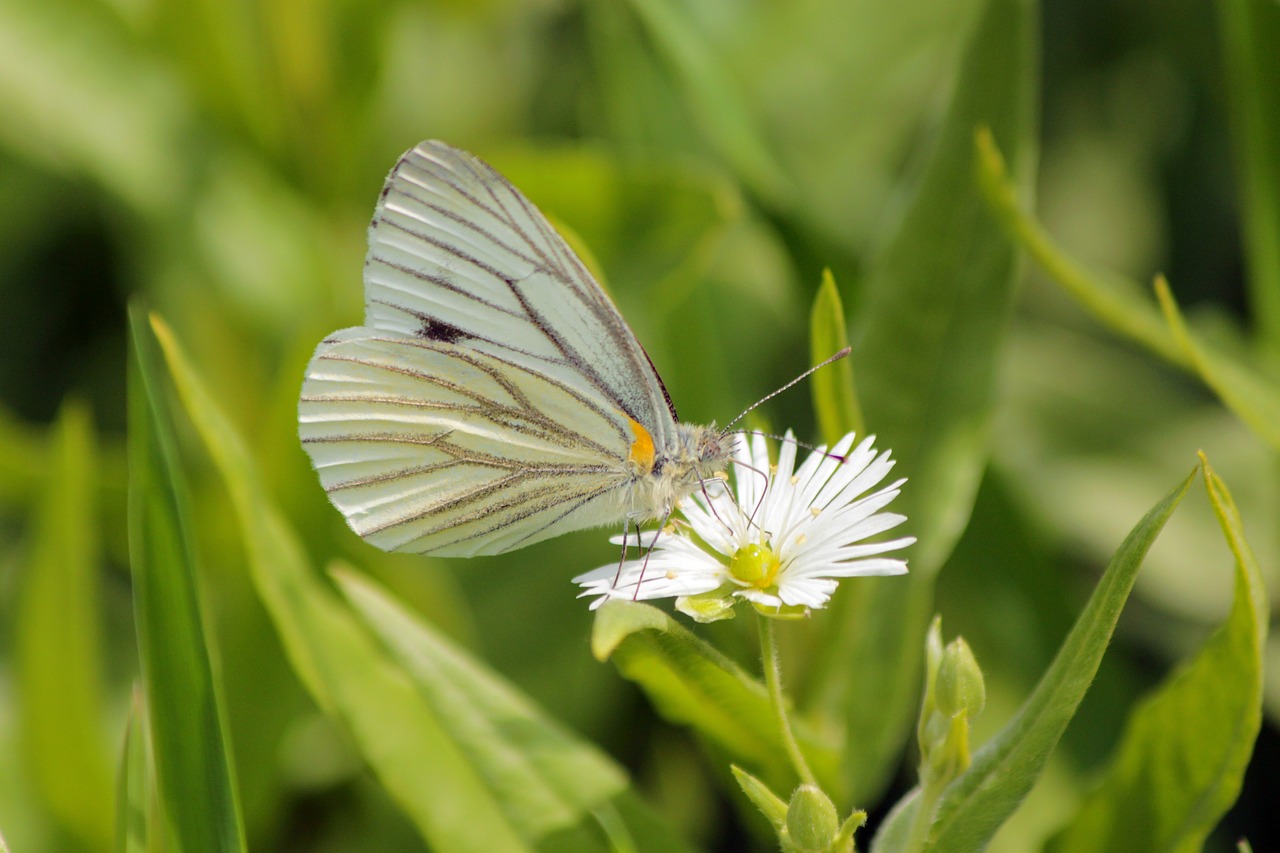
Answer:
[785,784,839,852]
[936,637,985,720]
[917,618,986,784]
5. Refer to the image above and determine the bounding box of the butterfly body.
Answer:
[625,419,732,518]
[299,141,732,556]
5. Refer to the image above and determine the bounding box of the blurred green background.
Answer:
[0,0,1275,850]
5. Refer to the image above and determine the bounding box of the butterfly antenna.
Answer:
[723,347,851,431]
[734,429,849,463]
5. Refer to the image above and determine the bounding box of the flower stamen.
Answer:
[729,543,782,590]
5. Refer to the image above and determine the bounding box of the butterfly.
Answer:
[298,141,735,556]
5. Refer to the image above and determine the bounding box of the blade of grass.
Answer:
[115,687,159,853]
[15,399,113,850]
[127,304,247,853]
[809,269,863,445]
[147,310,533,851]
[1153,275,1280,450]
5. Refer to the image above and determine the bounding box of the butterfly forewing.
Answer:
[363,142,679,446]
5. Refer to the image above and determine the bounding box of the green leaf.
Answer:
[817,0,1038,802]
[621,0,795,212]
[127,304,247,853]
[150,311,658,852]
[1045,458,1266,852]
[808,269,863,445]
[921,470,1196,852]
[974,127,1177,360]
[591,602,839,797]
[868,790,918,853]
[333,567,631,842]
[1218,0,1280,349]
[855,0,1037,584]
[15,399,113,850]
[731,766,788,832]
[975,126,1280,451]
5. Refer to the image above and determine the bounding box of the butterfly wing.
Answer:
[362,140,678,446]
[299,329,638,555]
[300,141,677,555]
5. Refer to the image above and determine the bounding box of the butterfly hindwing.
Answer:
[299,329,636,555]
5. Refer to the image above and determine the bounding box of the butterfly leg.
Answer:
[631,505,675,601]
[611,516,633,594]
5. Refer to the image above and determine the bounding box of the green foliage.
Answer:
[926,471,1193,851]
[16,400,113,850]
[0,0,1274,849]
[128,307,247,853]
[153,313,684,852]
[592,602,839,797]
[812,0,1038,804]
[976,130,1280,451]
[336,569,636,846]
[808,270,862,445]
[1046,460,1266,852]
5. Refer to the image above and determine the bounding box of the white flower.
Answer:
[573,431,914,619]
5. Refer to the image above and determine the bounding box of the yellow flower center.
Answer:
[729,543,781,589]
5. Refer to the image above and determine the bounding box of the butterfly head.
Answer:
[669,422,735,485]
[694,423,735,477]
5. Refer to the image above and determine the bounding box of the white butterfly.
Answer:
[298,141,735,556]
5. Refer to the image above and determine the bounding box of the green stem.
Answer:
[902,776,945,853]
[759,614,818,787]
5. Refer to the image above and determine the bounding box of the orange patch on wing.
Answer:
[627,417,656,474]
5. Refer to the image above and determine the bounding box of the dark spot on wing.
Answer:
[417,317,470,343]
